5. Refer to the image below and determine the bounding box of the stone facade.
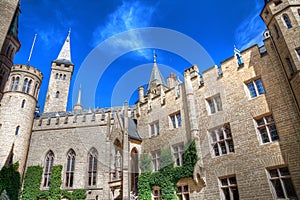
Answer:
[0,0,300,200]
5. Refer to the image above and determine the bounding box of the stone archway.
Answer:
[130,147,139,194]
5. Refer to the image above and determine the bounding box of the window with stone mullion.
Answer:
[88,154,97,186]
[43,152,54,188]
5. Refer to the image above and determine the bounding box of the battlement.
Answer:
[33,106,136,130]
[12,64,43,80]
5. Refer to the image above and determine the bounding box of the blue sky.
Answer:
[14,0,266,111]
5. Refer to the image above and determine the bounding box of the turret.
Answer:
[0,64,43,175]
[44,31,74,113]
[0,4,21,100]
[260,0,300,111]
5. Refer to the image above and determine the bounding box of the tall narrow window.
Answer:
[22,78,28,92]
[21,99,25,108]
[63,74,66,80]
[10,77,15,91]
[286,58,295,76]
[88,148,98,186]
[43,151,54,188]
[169,112,181,128]
[173,144,184,166]
[153,187,162,200]
[55,73,58,79]
[14,77,19,91]
[152,151,160,171]
[15,126,20,136]
[220,176,239,200]
[283,14,292,29]
[65,149,76,187]
[267,167,298,199]
[255,115,279,144]
[150,121,159,137]
[55,91,60,98]
[27,80,32,93]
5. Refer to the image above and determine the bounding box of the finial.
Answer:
[153,50,157,63]
[27,34,37,65]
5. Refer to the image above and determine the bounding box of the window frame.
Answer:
[153,186,162,200]
[206,94,223,114]
[254,114,279,144]
[282,14,292,29]
[43,151,54,188]
[209,123,234,157]
[267,166,298,199]
[149,121,160,137]
[245,78,265,99]
[177,184,190,200]
[152,151,160,171]
[219,175,239,200]
[87,149,98,187]
[172,143,184,167]
[169,112,182,129]
[65,150,76,188]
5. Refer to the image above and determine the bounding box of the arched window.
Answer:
[55,91,60,98]
[33,83,38,97]
[59,74,62,80]
[22,78,28,92]
[63,74,66,80]
[43,151,54,187]
[65,149,76,187]
[10,77,15,91]
[27,80,32,94]
[55,73,58,79]
[15,126,20,135]
[21,99,25,108]
[88,148,98,186]
[283,14,292,29]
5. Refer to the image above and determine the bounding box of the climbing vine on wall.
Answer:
[0,162,21,200]
[138,140,199,200]
[23,165,86,200]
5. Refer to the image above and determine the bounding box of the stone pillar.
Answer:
[138,86,144,103]
[122,101,130,200]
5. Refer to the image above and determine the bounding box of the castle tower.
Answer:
[0,64,43,175]
[260,0,300,109]
[0,4,21,100]
[43,31,74,113]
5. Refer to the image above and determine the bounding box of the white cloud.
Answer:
[92,0,155,59]
[234,0,266,50]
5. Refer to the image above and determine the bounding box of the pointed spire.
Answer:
[147,51,166,92]
[55,30,73,64]
[74,85,83,111]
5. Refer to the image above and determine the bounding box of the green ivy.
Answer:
[138,140,199,200]
[0,162,21,200]
[23,165,86,200]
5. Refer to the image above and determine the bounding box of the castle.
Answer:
[0,0,300,199]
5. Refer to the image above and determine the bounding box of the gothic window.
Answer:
[43,151,54,188]
[283,14,292,29]
[55,73,58,79]
[267,167,298,199]
[11,77,19,91]
[206,94,222,114]
[88,148,98,186]
[172,144,184,167]
[169,112,181,129]
[59,74,62,80]
[209,123,234,157]
[55,91,60,98]
[63,74,66,80]
[245,78,265,98]
[27,80,32,93]
[21,99,25,108]
[255,115,279,144]
[65,149,76,188]
[10,77,15,91]
[219,176,239,200]
[15,126,20,135]
[177,185,190,200]
[22,78,28,92]
[152,151,160,171]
